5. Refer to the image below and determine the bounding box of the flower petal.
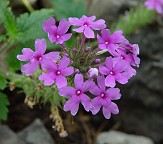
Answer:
[73,26,85,33]
[44,52,60,61]
[64,97,79,116]
[35,38,46,55]
[99,65,109,75]
[17,48,34,61]
[83,79,95,92]
[62,67,74,76]
[84,27,95,38]
[42,17,56,33]
[74,74,84,89]
[41,60,57,72]
[58,18,71,35]
[91,97,101,115]
[105,75,116,88]
[56,75,67,88]
[39,72,55,86]
[106,88,121,100]
[102,105,111,119]
[101,29,110,40]
[80,94,92,112]
[59,86,76,97]
[97,76,106,92]
[68,17,81,26]
[109,102,119,114]
[90,19,106,30]
[21,60,39,76]
[58,56,70,70]
[105,57,113,70]
[89,85,101,96]
[61,33,72,41]
[97,34,105,43]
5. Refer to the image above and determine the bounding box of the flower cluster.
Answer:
[144,0,163,14]
[17,15,140,119]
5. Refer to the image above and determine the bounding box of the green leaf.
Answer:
[0,75,7,90]
[50,0,86,19]
[0,92,9,121]
[17,9,54,43]
[0,0,18,40]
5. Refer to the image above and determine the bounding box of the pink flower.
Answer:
[39,56,74,88]
[145,0,163,14]
[42,17,72,44]
[90,76,121,119]
[69,15,106,38]
[17,38,60,76]
[59,74,95,115]
[99,57,130,88]
[97,29,125,55]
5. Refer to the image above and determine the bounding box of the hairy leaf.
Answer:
[50,0,86,19]
[0,92,9,121]
[17,9,54,43]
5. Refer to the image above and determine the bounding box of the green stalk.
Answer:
[21,0,34,13]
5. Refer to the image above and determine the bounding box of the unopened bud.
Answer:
[88,68,98,78]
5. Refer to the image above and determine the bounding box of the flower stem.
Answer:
[21,0,34,13]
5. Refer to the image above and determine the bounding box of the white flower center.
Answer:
[84,24,88,27]
[110,71,113,75]
[105,41,109,44]
[56,71,61,75]
[56,35,60,38]
[76,90,81,95]
[121,56,124,59]
[101,93,105,97]
[39,57,42,61]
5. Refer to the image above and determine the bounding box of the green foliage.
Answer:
[0,74,7,90]
[50,0,86,19]
[0,92,9,121]
[16,9,54,43]
[111,6,156,36]
[0,0,18,40]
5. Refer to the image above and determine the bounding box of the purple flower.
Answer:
[69,15,106,38]
[119,41,140,67]
[17,38,60,76]
[145,0,163,14]
[99,57,130,88]
[39,56,74,88]
[113,49,136,77]
[42,17,72,44]
[59,74,95,115]
[97,29,125,55]
[90,76,121,119]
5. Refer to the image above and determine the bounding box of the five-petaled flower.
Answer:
[99,57,130,88]
[59,74,95,115]
[97,29,125,55]
[39,56,74,88]
[69,15,106,38]
[17,38,60,76]
[42,17,72,44]
[90,76,121,119]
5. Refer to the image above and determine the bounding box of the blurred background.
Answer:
[0,0,163,144]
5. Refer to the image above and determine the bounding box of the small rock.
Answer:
[18,119,54,144]
[0,125,26,144]
[96,130,154,144]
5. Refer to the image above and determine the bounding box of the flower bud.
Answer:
[88,68,98,78]
[85,46,91,52]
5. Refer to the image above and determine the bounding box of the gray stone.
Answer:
[0,125,26,144]
[96,130,154,144]
[18,119,54,144]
